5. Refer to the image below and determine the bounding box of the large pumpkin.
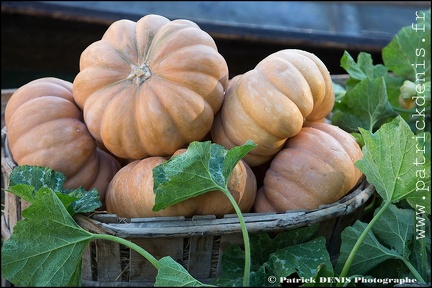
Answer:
[211,49,334,167]
[253,122,364,213]
[73,14,229,160]
[4,77,121,202]
[105,149,257,218]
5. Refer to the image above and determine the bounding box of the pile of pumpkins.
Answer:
[4,14,364,218]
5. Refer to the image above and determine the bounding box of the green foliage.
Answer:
[333,9,431,135]
[356,116,431,211]
[336,203,431,283]
[1,166,211,287]
[153,140,257,287]
[7,165,102,215]
[382,10,431,80]
[155,257,215,287]
[333,76,398,132]
[1,189,93,286]
[152,140,256,211]
[212,225,335,287]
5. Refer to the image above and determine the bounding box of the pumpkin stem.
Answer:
[128,63,152,85]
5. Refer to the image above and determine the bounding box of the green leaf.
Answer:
[152,140,256,211]
[332,77,397,132]
[1,189,93,287]
[382,9,430,80]
[270,237,333,280]
[216,225,320,276]
[405,132,431,215]
[340,51,368,82]
[336,203,428,281]
[64,187,104,214]
[341,51,388,82]
[210,245,245,286]
[410,216,431,283]
[372,204,415,257]
[211,263,270,287]
[333,81,346,102]
[356,116,428,203]
[254,226,320,269]
[155,256,213,287]
[339,51,390,96]
[4,183,36,203]
[335,220,401,276]
[212,225,320,286]
[8,165,66,202]
[6,165,102,215]
[365,258,407,282]
[302,263,337,287]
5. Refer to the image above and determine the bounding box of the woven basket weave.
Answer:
[1,124,375,286]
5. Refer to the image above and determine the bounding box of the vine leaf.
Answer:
[355,116,430,212]
[152,140,256,211]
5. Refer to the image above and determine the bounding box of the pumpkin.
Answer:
[105,148,257,218]
[253,122,364,213]
[4,77,121,202]
[73,14,229,160]
[211,49,334,167]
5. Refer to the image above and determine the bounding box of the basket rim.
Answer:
[1,125,375,238]
[74,180,374,238]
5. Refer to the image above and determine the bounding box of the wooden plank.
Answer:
[128,238,183,282]
[95,239,122,282]
[81,243,93,281]
[186,236,214,279]
[4,192,19,235]
[1,89,15,129]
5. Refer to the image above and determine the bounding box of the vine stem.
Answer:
[91,233,159,269]
[89,189,252,287]
[221,187,251,287]
[400,256,426,284]
[337,200,427,286]
[336,200,391,287]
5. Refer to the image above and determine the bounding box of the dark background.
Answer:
[2,1,431,89]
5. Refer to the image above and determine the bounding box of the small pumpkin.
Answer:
[211,49,334,167]
[5,77,121,202]
[253,122,364,213]
[105,148,257,218]
[73,14,229,160]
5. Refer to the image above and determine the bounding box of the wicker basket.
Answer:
[1,123,375,286]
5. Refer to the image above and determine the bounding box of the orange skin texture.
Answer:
[211,49,334,167]
[105,149,257,218]
[253,123,364,213]
[73,14,229,160]
[5,77,121,202]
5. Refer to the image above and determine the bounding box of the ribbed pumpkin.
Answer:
[211,49,334,167]
[73,14,229,160]
[4,77,121,202]
[105,149,257,218]
[253,122,364,213]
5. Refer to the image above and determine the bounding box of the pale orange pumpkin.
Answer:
[73,14,229,160]
[105,149,257,218]
[253,122,364,213]
[211,49,334,167]
[5,77,121,202]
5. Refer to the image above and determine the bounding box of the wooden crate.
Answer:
[1,84,375,286]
